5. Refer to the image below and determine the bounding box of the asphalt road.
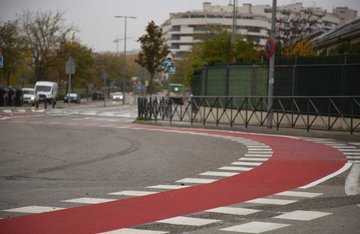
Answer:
[0,105,359,233]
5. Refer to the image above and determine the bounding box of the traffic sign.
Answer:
[265,36,276,58]
[163,61,175,74]
[165,51,175,62]
[66,56,75,74]
[164,51,176,74]
[0,50,3,68]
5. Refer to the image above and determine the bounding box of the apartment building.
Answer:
[333,7,358,25]
[162,2,340,57]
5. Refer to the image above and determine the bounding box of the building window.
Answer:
[172,26,180,32]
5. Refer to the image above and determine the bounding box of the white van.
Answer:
[34,81,58,108]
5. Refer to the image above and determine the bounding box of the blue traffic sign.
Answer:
[0,55,3,68]
[163,61,175,74]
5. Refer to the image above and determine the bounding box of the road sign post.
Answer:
[102,71,108,107]
[66,57,75,104]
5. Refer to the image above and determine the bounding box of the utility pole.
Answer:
[231,0,238,45]
[267,0,277,128]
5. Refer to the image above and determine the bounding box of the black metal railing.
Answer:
[138,96,360,134]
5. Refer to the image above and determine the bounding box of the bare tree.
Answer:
[20,10,77,81]
[276,4,324,54]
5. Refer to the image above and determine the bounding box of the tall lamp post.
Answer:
[267,0,277,128]
[115,15,136,105]
[231,0,238,45]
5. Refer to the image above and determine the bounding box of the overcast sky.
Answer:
[1,0,359,52]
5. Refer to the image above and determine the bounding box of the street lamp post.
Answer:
[267,0,277,128]
[231,0,238,45]
[115,15,136,105]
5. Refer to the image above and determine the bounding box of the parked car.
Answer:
[91,91,104,101]
[112,92,123,101]
[22,88,39,106]
[64,93,81,104]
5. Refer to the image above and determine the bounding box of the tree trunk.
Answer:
[149,75,153,96]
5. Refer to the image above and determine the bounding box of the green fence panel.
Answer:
[274,66,293,96]
[255,67,268,96]
[207,67,227,96]
[229,66,252,96]
[295,65,343,96]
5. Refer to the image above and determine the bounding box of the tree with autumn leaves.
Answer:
[135,21,169,96]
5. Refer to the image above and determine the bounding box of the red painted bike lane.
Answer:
[0,126,348,234]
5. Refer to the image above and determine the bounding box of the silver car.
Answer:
[22,88,39,105]
[112,92,123,101]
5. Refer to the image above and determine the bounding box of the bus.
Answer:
[169,83,185,105]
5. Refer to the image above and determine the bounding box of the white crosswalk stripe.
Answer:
[274,210,332,221]
[276,191,323,198]
[3,206,65,214]
[246,198,297,205]
[156,216,221,226]
[108,190,158,196]
[176,178,217,184]
[239,157,269,162]
[231,161,262,166]
[100,228,168,234]
[218,166,252,171]
[199,171,238,177]
[62,197,116,204]
[221,221,290,233]
[206,206,261,215]
[146,185,190,190]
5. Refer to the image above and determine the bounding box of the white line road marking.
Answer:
[3,206,65,214]
[274,210,332,221]
[62,197,116,204]
[345,163,360,195]
[347,156,360,159]
[218,166,252,171]
[206,206,261,215]
[344,153,360,156]
[301,162,353,189]
[244,154,272,157]
[108,190,158,196]
[156,216,221,226]
[331,146,357,149]
[176,178,217,184]
[221,221,290,233]
[339,149,360,152]
[246,145,271,148]
[146,185,190,190]
[232,161,262,166]
[199,171,238,177]
[248,148,272,151]
[239,157,269,162]
[246,198,297,205]
[100,228,169,234]
[349,142,360,146]
[276,191,323,198]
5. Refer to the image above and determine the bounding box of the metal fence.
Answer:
[138,96,360,134]
[192,55,360,98]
